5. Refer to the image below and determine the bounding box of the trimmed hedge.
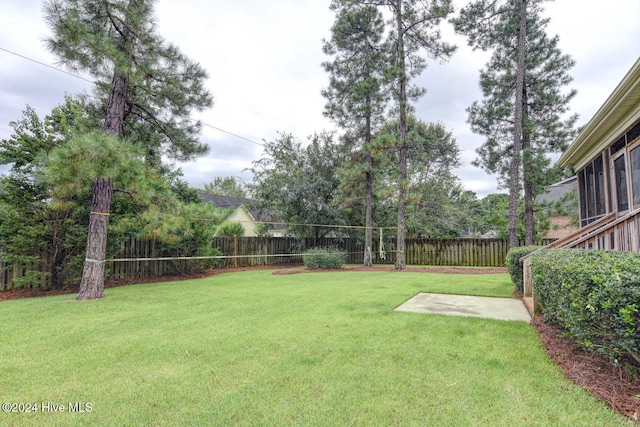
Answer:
[506,246,541,292]
[303,247,346,270]
[530,249,640,366]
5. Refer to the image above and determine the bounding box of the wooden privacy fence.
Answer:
[105,236,555,279]
[1,237,555,290]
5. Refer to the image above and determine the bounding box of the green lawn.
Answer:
[0,269,633,426]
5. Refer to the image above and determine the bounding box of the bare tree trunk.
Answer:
[507,155,521,248]
[395,0,407,269]
[364,151,373,267]
[522,89,534,245]
[396,144,408,269]
[523,171,534,244]
[77,177,113,300]
[76,70,128,300]
[508,0,527,249]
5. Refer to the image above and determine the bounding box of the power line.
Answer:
[253,220,397,231]
[0,46,264,147]
[0,47,94,84]
[201,122,263,146]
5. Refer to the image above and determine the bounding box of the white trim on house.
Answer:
[559,58,640,172]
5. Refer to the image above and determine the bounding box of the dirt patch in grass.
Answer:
[1,263,638,422]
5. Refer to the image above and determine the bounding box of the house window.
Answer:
[578,169,587,226]
[614,154,629,212]
[631,145,640,206]
[593,155,606,215]
[577,154,607,226]
[605,150,612,212]
[586,163,596,219]
[628,121,640,145]
[611,135,626,154]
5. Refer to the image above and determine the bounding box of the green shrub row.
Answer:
[530,249,640,366]
[506,246,541,292]
[303,247,346,270]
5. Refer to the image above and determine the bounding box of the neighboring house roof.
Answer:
[198,192,284,231]
[558,57,640,170]
[536,176,577,206]
[536,177,579,240]
[199,193,255,211]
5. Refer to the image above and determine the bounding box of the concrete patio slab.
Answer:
[395,293,531,322]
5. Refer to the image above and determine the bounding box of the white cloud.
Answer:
[1,0,639,199]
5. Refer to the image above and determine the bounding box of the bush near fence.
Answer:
[1,237,554,290]
[506,246,541,292]
[303,247,347,270]
[530,249,640,366]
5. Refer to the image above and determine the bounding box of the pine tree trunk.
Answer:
[76,70,128,300]
[524,174,534,244]
[522,88,535,245]
[395,0,407,270]
[364,149,373,267]
[508,0,527,249]
[76,177,113,300]
[396,144,407,269]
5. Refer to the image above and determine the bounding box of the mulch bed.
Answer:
[531,316,639,422]
[0,264,286,301]
[1,264,638,422]
[272,265,508,275]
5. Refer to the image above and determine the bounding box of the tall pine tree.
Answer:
[44,0,213,299]
[452,0,576,246]
[340,0,455,268]
[323,2,390,266]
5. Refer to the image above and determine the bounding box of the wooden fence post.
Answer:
[233,234,238,269]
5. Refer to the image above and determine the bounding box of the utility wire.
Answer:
[1,46,264,147]
[201,122,263,146]
[0,47,94,84]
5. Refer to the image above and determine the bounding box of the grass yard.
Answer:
[0,269,634,426]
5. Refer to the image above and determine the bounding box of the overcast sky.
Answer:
[1,0,639,198]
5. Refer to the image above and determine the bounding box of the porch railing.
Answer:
[522,208,640,315]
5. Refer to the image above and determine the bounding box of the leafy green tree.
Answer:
[480,193,510,238]
[452,0,577,247]
[0,98,92,289]
[0,99,216,290]
[44,0,213,299]
[203,176,247,198]
[377,118,464,237]
[131,201,226,274]
[323,2,391,266]
[448,190,486,237]
[216,221,245,237]
[248,132,348,240]
[168,174,203,204]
